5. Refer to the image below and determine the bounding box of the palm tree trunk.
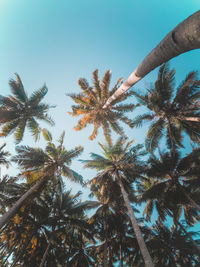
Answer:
[183,117,200,122]
[103,210,108,267]
[0,175,48,229]
[117,175,154,267]
[39,234,53,267]
[119,241,123,267]
[103,11,200,108]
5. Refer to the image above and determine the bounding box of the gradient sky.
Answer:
[0,1,200,222]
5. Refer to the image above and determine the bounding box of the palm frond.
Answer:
[145,119,165,152]
[9,74,28,103]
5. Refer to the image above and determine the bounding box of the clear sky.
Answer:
[0,0,200,217]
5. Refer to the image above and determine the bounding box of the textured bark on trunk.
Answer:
[183,117,200,122]
[39,234,53,267]
[103,11,200,108]
[118,176,154,267]
[0,175,48,229]
[103,211,108,267]
[120,242,123,267]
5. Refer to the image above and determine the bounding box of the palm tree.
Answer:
[83,137,154,267]
[141,149,200,216]
[132,63,200,152]
[148,222,200,266]
[1,181,95,267]
[0,143,10,178]
[68,69,136,144]
[103,10,200,108]
[0,130,83,229]
[0,74,54,143]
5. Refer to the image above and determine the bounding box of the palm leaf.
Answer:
[9,74,27,103]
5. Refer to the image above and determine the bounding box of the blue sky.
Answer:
[0,0,200,222]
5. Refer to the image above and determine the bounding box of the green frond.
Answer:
[146,119,165,152]
[35,113,55,126]
[27,118,40,142]
[155,63,175,102]
[101,70,111,100]
[14,120,27,144]
[166,122,183,150]
[92,69,101,99]
[109,77,123,96]
[109,121,125,136]
[42,128,52,142]
[112,103,135,112]
[78,78,89,91]
[58,131,65,146]
[65,146,84,162]
[12,146,48,170]
[174,71,199,105]
[102,120,112,146]
[0,119,21,137]
[28,84,48,105]
[132,91,148,106]
[68,93,93,107]
[0,95,18,109]
[62,166,83,185]
[118,115,134,128]
[82,158,111,171]
[9,73,28,103]
[132,113,154,128]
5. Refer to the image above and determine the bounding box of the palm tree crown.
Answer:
[12,129,84,184]
[68,69,136,144]
[83,138,154,266]
[132,63,200,152]
[0,74,54,143]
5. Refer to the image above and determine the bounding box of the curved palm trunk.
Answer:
[103,208,109,267]
[119,241,123,267]
[182,117,200,122]
[0,175,48,229]
[103,11,200,108]
[39,234,53,267]
[103,237,108,267]
[117,176,154,267]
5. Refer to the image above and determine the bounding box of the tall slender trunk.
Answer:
[117,175,154,267]
[39,234,53,267]
[103,11,200,108]
[119,238,123,267]
[0,175,48,229]
[103,208,108,267]
[182,117,200,122]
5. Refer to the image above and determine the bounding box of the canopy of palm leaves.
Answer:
[138,149,200,225]
[68,69,136,144]
[83,138,155,266]
[132,63,200,152]
[12,129,84,185]
[83,137,145,185]
[0,74,54,143]
[147,222,200,266]
[0,181,96,267]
